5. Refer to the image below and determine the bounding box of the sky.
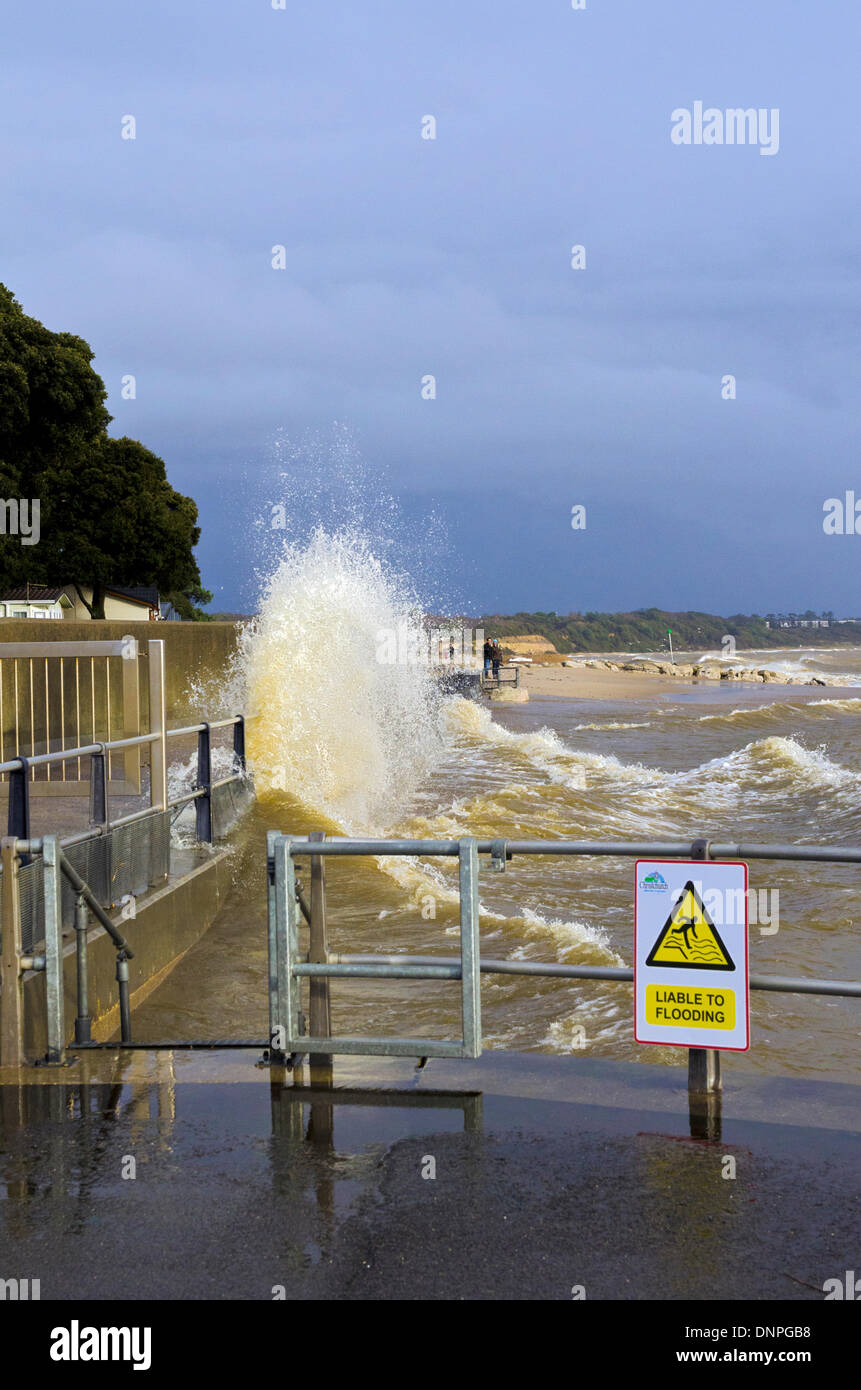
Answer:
[3,0,861,616]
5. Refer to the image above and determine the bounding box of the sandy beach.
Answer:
[520,662,861,701]
[522,664,710,700]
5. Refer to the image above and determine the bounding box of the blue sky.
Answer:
[3,1,860,615]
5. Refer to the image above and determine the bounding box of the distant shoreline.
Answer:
[477,611,861,657]
[520,656,861,702]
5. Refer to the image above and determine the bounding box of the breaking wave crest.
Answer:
[242,528,444,832]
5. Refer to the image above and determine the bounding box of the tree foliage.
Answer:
[479,609,861,652]
[0,284,204,618]
[166,585,215,622]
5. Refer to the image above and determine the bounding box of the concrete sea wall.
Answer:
[21,851,235,1058]
[0,621,244,751]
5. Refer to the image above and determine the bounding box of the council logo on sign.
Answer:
[639,870,670,893]
[645,881,734,971]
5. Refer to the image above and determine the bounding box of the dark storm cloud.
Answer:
[3,0,859,612]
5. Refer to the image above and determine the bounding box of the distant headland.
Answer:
[475,608,861,654]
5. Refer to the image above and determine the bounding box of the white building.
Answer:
[0,584,161,621]
[0,585,72,618]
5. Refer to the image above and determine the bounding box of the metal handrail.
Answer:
[59,850,133,958]
[10,746,251,1063]
[330,954,861,1000]
[0,733,156,774]
[256,829,861,1128]
[284,836,861,865]
[0,715,244,776]
[268,833,482,1064]
[2,708,247,849]
[14,783,221,856]
[277,836,861,1010]
[480,663,521,687]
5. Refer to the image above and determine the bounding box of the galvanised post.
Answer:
[88,745,112,906]
[233,716,246,772]
[116,953,132,1043]
[74,893,91,1044]
[147,639,167,811]
[458,837,482,1058]
[279,836,301,1047]
[120,633,142,793]
[195,722,212,844]
[266,831,283,1062]
[89,746,108,829]
[687,838,722,1100]
[0,837,25,1067]
[269,835,299,1061]
[7,757,30,861]
[308,830,332,1071]
[42,834,66,1064]
[688,1046,722,1094]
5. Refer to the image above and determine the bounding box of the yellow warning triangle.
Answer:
[645,881,734,971]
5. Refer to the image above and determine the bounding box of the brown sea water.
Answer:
[137,538,861,1084]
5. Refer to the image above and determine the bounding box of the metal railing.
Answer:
[264,834,861,1106]
[1,700,246,850]
[480,663,521,690]
[10,825,859,1140]
[0,637,147,796]
[0,708,248,1067]
[0,835,137,1065]
[269,832,482,1062]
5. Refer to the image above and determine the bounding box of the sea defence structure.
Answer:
[0,618,240,712]
[260,832,861,1138]
[1,632,860,1304]
[0,634,250,1064]
[12,811,856,1135]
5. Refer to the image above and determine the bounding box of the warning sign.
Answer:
[635,860,749,1051]
[645,881,734,971]
[644,984,735,1030]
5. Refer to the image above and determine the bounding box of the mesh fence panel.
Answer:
[1,774,250,954]
[15,810,172,954]
[211,777,252,841]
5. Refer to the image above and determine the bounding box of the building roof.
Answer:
[0,585,69,603]
[105,586,159,608]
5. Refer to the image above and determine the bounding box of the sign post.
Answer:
[635,860,749,1054]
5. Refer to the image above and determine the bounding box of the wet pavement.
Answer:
[0,1050,858,1301]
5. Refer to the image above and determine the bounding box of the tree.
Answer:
[166,584,214,621]
[38,437,203,618]
[0,284,205,616]
[0,285,110,502]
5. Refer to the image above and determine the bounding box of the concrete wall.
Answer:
[0,619,243,717]
[20,852,233,1058]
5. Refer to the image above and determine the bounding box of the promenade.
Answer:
[1,1050,856,1301]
